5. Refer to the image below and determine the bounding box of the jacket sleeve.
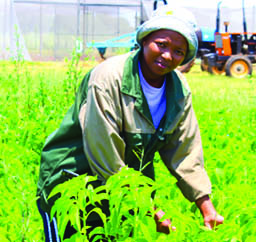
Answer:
[159,93,212,202]
[79,78,125,182]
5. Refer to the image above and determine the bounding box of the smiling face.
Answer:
[140,29,188,88]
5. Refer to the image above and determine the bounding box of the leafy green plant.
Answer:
[49,167,160,242]
[10,25,25,83]
[63,39,84,104]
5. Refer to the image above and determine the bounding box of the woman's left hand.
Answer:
[154,209,176,234]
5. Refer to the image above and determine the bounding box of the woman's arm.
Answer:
[159,90,224,229]
[79,77,125,182]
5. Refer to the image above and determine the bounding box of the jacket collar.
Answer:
[121,49,141,98]
[121,49,188,129]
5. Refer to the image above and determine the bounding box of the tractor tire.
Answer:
[208,65,225,75]
[225,55,252,78]
[200,60,208,71]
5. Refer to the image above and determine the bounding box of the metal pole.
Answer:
[216,1,222,33]
[77,0,80,38]
[3,0,7,58]
[252,5,255,32]
[39,0,42,57]
[242,0,248,41]
[135,8,138,29]
[54,4,57,60]
[140,0,143,24]
[86,6,88,43]
[117,7,120,36]
[10,0,14,58]
[92,10,95,41]
[83,5,85,50]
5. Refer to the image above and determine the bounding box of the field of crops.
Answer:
[0,56,255,241]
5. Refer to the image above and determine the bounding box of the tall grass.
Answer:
[0,58,255,241]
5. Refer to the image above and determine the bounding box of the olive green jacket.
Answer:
[37,50,211,213]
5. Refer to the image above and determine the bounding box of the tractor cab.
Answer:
[247,34,256,54]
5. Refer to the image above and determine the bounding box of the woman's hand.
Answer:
[195,195,224,230]
[203,212,224,229]
[154,209,176,234]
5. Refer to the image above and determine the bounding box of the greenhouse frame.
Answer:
[1,0,256,61]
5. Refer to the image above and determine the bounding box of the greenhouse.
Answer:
[1,0,256,61]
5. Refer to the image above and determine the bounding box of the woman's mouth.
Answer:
[156,61,169,69]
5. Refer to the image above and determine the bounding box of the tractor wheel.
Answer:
[225,55,252,78]
[200,60,208,71]
[208,65,225,75]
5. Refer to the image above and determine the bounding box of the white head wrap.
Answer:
[136,5,198,65]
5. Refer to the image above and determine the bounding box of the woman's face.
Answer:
[141,29,188,87]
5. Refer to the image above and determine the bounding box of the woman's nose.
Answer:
[162,50,172,61]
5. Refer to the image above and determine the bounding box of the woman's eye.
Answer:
[175,50,185,56]
[156,42,166,47]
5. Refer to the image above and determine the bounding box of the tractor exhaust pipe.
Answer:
[216,1,222,33]
[242,0,248,41]
[153,0,168,10]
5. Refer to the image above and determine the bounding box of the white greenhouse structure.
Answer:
[1,0,256,61]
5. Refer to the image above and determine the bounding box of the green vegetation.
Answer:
[0,58,255,241]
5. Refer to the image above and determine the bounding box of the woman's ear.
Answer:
[141,36,148,47]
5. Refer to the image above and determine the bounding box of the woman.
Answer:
[37,5,223,241]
